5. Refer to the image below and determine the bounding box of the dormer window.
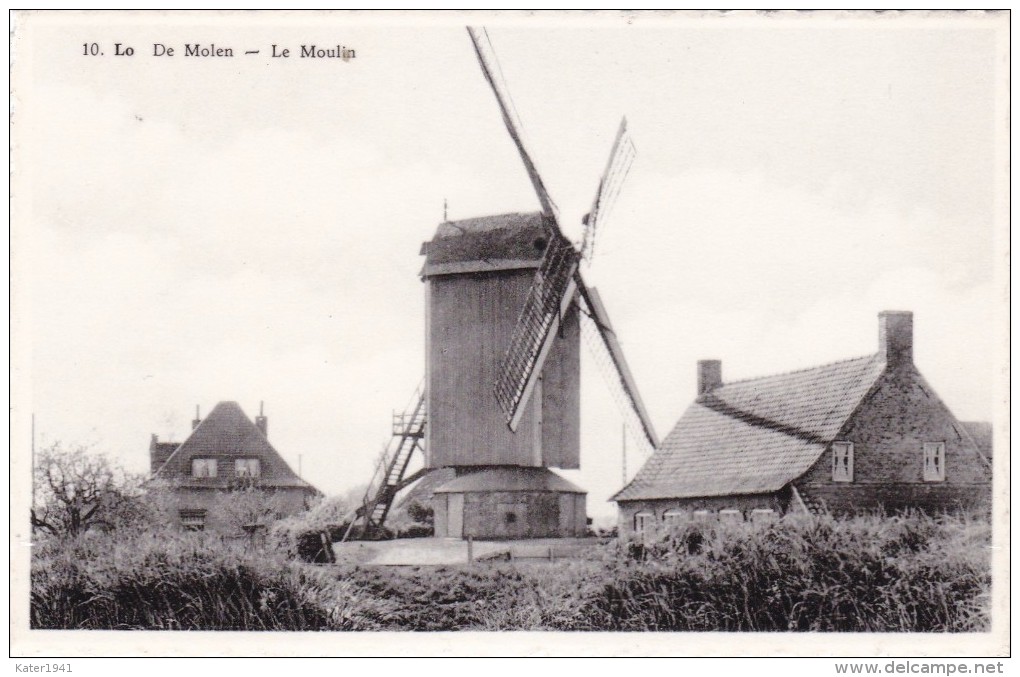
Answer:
[235,458,261,478]
[191,458,217,478]
[832,442,854,482]
[923,442,946,482]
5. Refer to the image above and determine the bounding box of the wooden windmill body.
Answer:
[342,28,658,542]
[421,212,585,539]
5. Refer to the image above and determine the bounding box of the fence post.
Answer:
[467,535,474,563]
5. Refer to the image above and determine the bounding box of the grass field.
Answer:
[30,512,991,632]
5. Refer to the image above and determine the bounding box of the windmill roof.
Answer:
[420,211,550,277]
[434,466,585,494]
[613,354,887,502]
[152,401,318,492]
[395,467,457,508]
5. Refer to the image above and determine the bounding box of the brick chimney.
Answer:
[191,405,201,430]
[255,401,268,437]
[697,359,723,395]
[879,311,913,367]
[149,434,174,475]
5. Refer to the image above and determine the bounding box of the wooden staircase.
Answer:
[341,385,427,541]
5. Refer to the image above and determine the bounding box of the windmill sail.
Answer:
[467,26,557,219]
[578,283,658,455]
[471,27,644,437]
[468,25,578,429]
[581,117,636,262]
[494,232,579,430]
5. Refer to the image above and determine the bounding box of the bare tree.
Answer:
[215,479,290,535]
[31,442,144,538]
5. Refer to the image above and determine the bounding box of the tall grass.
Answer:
[30,513,990,632]
[30,530,388,630]
[585,512,990,632]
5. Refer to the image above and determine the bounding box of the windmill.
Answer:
[344,27,658,541]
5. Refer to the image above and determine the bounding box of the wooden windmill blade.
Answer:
[577,282,659,453]
[573,120,652,450]
[581,117,636,262]
[494,233,579,430]
[467,26,558,220]
[467,25,579,430]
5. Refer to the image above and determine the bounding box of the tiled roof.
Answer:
[421,212,550,277]
[434,466,585,494]
[613,355,886,502]
[395,467,456,509]
[706,354,887,442]
[153,401,318,492]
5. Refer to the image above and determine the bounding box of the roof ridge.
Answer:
[442,210,541,226]
[150,401,315,491]
[698,395,829,444]
[715,352,882,388]
[152,410,214,479]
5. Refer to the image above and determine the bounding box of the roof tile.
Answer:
[421,212,549,276]
[614,354,886,501]
[153,401,317,492]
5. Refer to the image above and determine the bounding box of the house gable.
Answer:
[795,364,991,513]
[612,354,885,502]
[614,311,991,526]
[153,401,316,492]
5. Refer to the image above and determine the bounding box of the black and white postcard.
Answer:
[9,9,1010,662]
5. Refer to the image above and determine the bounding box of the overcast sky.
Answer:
[14,11,1007,518]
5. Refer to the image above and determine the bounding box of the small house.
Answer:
[149,401,319,531]
[613,311,992,534]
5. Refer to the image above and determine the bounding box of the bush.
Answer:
[31,512,990,632]
[30,530,390,630]
[397,524,434,539]
[334,562,600,631]
[584,512,990,632]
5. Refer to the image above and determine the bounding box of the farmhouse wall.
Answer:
[618,493,786,536]
[797,365,991,514]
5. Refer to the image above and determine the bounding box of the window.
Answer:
[832,442,854,482]
[692,509,712,521]
[924,442,946,482]
[750,508,777,523]
[179,509,206,531]
[235,458,261,478]
[191,458,217,478]
[719,509,743,523]
[634,511,654,533]
[663,510,686,527]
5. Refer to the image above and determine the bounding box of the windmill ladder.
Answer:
[341,388,427,542]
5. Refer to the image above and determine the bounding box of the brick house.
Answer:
[149,401,320,531]
[613,311,992,534]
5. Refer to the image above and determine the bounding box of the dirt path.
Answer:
[331,537,603,566]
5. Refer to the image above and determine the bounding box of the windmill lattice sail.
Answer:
[582,117,636,262]
[493,232,578,427]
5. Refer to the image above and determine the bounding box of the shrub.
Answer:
[397,524,434,539]
[30,530,389,630]
[30,512,990,632]
[583,512,990,632]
